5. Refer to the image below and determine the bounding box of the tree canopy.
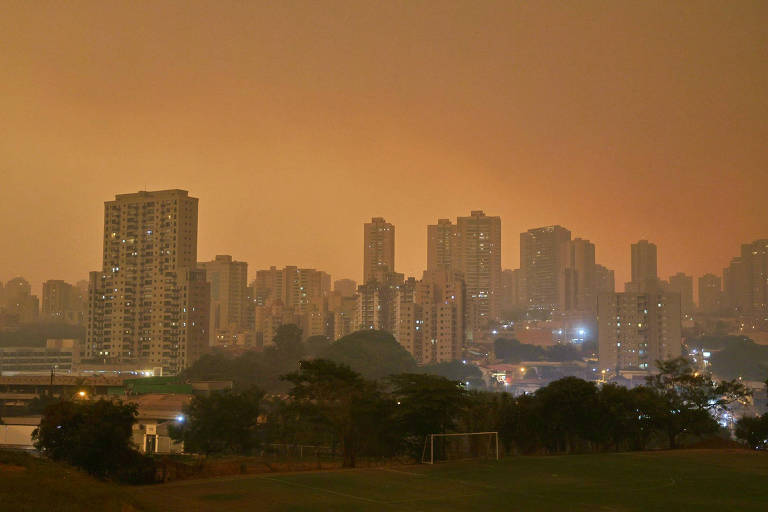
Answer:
[319,330,418,380]
[170,387,264,456]
[32,399,154,483]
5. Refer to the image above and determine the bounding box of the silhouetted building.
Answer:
[198,255,249,347]
[41,280,86,325]
[2,277,39,324]
[564,238,597,312]
[668,273,694,316]
[594,264,615,294]
[86,189,210,374]
[363,217,395,283]
[427,218,457,273]
[520,225,571,312]
[631,240,658,282]
[500,269,524,313]
[698,273,723,314]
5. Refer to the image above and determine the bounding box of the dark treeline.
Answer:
[28,327,755,482]
[183,326,483,392]
[171,357,751,468]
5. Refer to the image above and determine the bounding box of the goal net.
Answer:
[421,432,499,464]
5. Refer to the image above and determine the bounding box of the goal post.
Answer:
[421,432,499,464]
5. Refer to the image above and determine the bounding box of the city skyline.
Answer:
[2,2,767,296]
[1,189,765,299]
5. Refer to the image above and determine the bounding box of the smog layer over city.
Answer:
[1,2,767,511]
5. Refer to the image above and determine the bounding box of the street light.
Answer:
[78,390,87,398]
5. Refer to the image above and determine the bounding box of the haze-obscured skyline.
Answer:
[1,1,767,294]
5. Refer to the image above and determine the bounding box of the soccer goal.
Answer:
[421,432,499,464]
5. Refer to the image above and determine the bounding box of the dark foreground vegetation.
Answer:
[28,346,755,488]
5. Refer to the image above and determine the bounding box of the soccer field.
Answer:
[132,449,768,511]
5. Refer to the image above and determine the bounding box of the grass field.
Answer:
[130,449,768,512]
[3,449,767,511]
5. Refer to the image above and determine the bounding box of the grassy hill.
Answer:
[0,450,141,512]
[5,448,768,511]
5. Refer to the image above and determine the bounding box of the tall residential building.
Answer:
[42,280,86,325]
[594,264,616,294]
[427,219,457,273]
[597,292,682,372]
[500,269,524,314]
[724,257,748,314]
[455,211,501,332]
[199,255,249,346]
[722,239,768,318]
[698,273,723,314]
[86,189,210,374]
[668,273,694,316]
[363,217,395,283]
[393,270,465,364]
[520,225,571,312]
[3,277,39,324]
[250,266,332,345]
[564,238,597,312]
[627,240,659,292]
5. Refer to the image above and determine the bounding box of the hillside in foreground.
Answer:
[4,448,768,511]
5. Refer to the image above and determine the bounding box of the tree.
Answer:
[320,330,417,380]
[283,359,392,467]
[645,358,750,448]
[388,373,466,457]
[533,377,601,453]
[171,387,264,456]
[735,414,768,450]
[272,324,304,359]
[32,400,153,482]
[304,334,332,357]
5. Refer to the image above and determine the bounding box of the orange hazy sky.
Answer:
[1,1,767,295]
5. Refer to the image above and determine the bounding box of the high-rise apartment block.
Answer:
[520,226,571,312]
[500,269,524,313]
[564,238,597,312]
[363,217,395,283]
[698,273,723,314]
[42,280,86,325]
[668,273,694,316]
[427,219,457,273]
[2,277,39,324]
[250,266,331,346]
[199,255,249,346]
[594,264,615,295]
[455,211,501,331]
[86,189,210,374]
[597,291,681,372]
[723,239,768,319]
[393,270,465,363]
[625,240,662,293]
